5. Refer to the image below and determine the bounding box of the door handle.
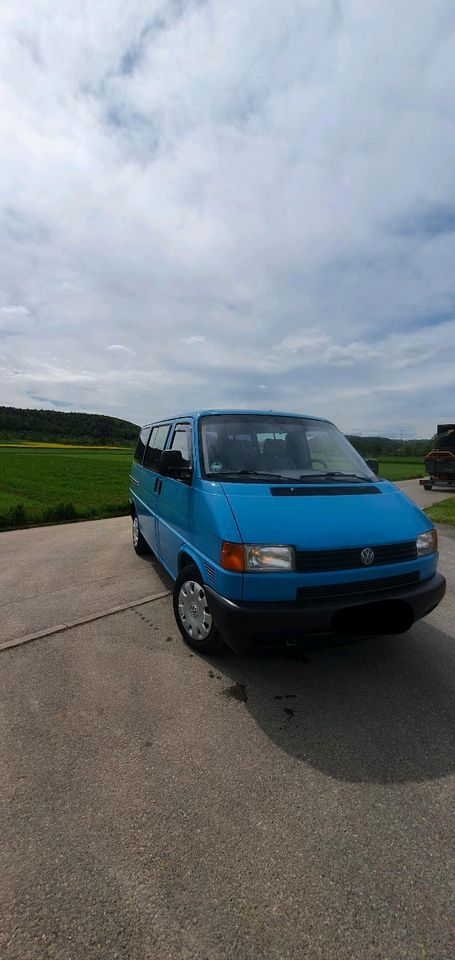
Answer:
[154,477,163,495]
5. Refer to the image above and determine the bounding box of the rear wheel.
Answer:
[132,513,150,555]
[173,564,224,654]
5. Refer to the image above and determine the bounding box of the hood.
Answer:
[222,480,431,549]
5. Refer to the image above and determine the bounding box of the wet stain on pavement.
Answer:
[223,682,248,703]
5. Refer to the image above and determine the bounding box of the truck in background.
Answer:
[420,424,455,490]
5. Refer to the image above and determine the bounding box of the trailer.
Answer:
[420,424,455,490]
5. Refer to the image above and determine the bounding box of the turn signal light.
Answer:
[221,541,245,572]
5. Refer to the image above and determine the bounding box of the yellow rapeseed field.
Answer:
[0,441,130,449]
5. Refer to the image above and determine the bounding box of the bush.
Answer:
[0,502,29,530]
[42,502,79,523]
[9,503,28,525]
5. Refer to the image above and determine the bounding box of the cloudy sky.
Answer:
[1,0,454,436]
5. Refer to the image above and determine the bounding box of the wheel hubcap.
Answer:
[132,516,139,547]
[178,581,212,640]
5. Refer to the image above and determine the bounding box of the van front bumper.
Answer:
[205,573,446,648]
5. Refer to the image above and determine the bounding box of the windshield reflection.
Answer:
[199,415,374,482]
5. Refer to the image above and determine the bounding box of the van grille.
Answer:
[296,572,420,601]
[295,541,417,572]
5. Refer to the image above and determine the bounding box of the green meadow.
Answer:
[424,497,455,526]
[0,444,431,531]
[0,445,134,530]
[376,456,425,481]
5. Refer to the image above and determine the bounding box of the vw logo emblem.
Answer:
[361,547,375,566]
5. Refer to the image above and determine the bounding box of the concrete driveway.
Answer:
[394,477,453,509]
[1,483,454,960]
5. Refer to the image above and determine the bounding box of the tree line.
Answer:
[346,435,432,458]
[0,406,434,456]
[0,407,139,445]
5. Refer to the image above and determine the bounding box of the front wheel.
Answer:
[423,484,433,491]
[173,564,224,654]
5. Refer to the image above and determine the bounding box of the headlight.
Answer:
[416,529,438,556]
[220,542,295,572]
[245,545,295,572]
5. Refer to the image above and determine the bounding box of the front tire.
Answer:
[132,513,150,555]
[173,564,224,654]
[423,484,433,491]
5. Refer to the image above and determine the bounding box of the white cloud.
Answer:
[1,305,30,317]
[179,335,206,345]
[0,0,454,435]
[106,344,135,354]
[0,303,32,332]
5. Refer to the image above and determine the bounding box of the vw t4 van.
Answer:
[129,411,446,653]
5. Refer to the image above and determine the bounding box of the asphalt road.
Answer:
[394,477,453,509]
[1,483,454,960]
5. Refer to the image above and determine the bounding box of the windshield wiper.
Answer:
[206,470,297,481]
[206,470,373,483]
[297,472,373,483]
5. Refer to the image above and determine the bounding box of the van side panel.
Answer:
[129,461,153,543]
[157,480,243,601]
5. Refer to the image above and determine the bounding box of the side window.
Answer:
[170,423,192,463]
[133,427,151,464]
[143,424,170,472]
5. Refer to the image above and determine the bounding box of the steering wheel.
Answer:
[312,459,328,470]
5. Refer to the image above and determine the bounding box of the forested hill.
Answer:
[0,407,139,445]
[0,405,432,454]
[346,434,432,458]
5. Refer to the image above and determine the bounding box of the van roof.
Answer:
[142,409,330,427]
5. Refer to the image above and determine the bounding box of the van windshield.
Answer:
[199,415,375,482]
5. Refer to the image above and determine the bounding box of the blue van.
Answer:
[129,410,446,654]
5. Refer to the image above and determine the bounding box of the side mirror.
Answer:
[159,449,192,481]
[366,458,379,475]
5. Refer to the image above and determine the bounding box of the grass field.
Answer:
[0,446,133,530]
[0,447,428,531]
[424,497,455,526]
[377,457,425,481]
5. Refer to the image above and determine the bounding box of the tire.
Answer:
[173,564,225,655]
[132,513,150,555]
[423,484,433,491]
